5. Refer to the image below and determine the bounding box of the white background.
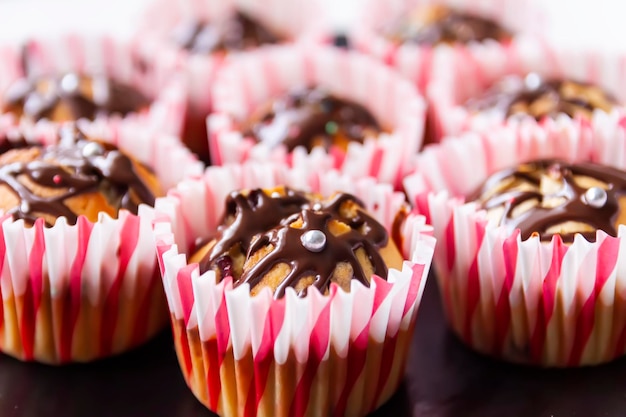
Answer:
[0,0,623,51]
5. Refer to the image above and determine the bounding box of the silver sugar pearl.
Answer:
[300,230,326,252]
[20,201,30,213]
[60,73,80,93]
[524,72,542,90]
[583,186,608,208]
[271,191,281,198]
[82,141,104,158]
[312,203,322,211]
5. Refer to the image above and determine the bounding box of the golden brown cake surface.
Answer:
[2,73,150,122]
[465,74,619,121]
[384,4,512,46]
[469,159,626,242]
[242,87,382,153]
[191,186,403,298]
[0,126,161,226]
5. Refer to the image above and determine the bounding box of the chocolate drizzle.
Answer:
[238,192,389,298]
[0,126,156,226]
[243,87,382,152]
[465,75,618,120]
[198,187,310,274]
[386,6,511,46]
[198,188,391,298]
[2,73,150,122]
[472,160,626,242]
[173,11,282,54]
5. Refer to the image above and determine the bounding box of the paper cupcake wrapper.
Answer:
[351,0,546,92]
[153,162,435,416]
[0,121,202,364]
[427,36,626,143]
[208,45,426,187]
[0,34,187,138]
[133,0,328,114]
[403,117,626,366]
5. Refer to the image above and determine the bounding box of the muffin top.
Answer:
[465,74,618,121]
[191,186,403,298]
[0,126,161,226]
[2,73,151,123]
[383,4,512,46]
[172,11,283,55]
[242,86,383,152]
[469,159,626,242]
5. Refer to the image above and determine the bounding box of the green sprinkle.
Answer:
[325,121,338,135]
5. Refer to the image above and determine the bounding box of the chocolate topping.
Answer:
[243,87,382,152]
[198,189,391,298]
[385,5,511,46]
[198,187,311,274]
[465,74,619,120]
[239,193,389,298]
[0,126,156,226]
[173,11,282,54]
[470,160,626,242]
[2,73,151,122]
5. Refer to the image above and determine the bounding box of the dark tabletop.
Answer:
[1,275,625,417]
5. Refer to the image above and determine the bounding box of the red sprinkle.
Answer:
[53,175,62,184]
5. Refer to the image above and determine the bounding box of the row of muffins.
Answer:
[1,0,626,417]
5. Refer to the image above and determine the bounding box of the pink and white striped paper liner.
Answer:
[352,0,545,93]
[0,120,202,364]
[153,162,435,417]
[0,34,187,139]
[427,36,626,143]
[133,0,327,121]
[403,117,626,366]
[209,45,426,188]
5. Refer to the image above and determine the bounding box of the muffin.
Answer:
[2,73,151,123]
[0,121,201,364]
[403,121,626,367]
[134,0,324,163]
[382,4,512,46]
[209,45,425,188]
[240,87,383,153]
[154,162,435,417]
[168,10,286,162]
[352,0,539,93]
[0,34,186,139]
[426,38,626,145]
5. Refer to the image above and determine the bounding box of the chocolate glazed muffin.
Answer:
[2,72,151,123]
[190,186,403,298]
[242,87,383,153]
[470,159,626,242]
[384,4,512,46]
[172,10,283,55]
[170,11,285,164]
[465,74,619,121]
[0,126,161,226]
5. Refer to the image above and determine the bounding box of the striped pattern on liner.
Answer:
[154,162,435,417]
[0,209,165,364]
[403,115,626,366]
[209,45,426,188]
